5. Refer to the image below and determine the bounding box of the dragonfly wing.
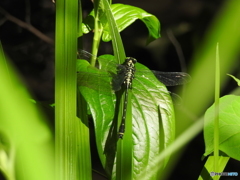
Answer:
[77,60,114,96]
[78,50,125,92]
[111,65,126,91]
[150,71,191,86]
[78,49,97,61]
[134,62,190,87]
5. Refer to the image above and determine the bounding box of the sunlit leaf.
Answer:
[204,95,240,160]
[82,3,161,44]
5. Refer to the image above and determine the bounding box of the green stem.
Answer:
[213,42,220,178]
[90,0,103,66]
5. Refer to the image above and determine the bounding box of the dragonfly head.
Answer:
[125,57,137,64]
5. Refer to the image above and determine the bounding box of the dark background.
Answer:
[0,0,239,179]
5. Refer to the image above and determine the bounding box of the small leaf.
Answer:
[81,15,95,34]
[204,95,240,160]
[227,74,240,86]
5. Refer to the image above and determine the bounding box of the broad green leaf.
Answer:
[227,74,240,86]
[103,4,161,44]
[82,3,161,44]
[77,58,117,176]
[130,63,175,180]
[77,54,175,179]
[204,95,240,160]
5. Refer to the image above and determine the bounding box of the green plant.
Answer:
[1,0,240,179]
[199,72,240,180]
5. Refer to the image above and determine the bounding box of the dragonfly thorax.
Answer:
[122,57,137,89]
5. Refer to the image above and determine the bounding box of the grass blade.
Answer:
[55,1,91,179]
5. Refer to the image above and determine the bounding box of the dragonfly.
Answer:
[77,50,190,139]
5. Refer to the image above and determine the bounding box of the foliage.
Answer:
[0,0,240,179]
[204,95,240,160]
[0,43,54,180]
[82,3,160,44]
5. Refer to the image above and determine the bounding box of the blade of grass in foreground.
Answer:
[55,1,91,180]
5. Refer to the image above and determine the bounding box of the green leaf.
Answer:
[82,14,95,34]
[227,74,240,86]
[55,0,85,179]
[103,4,161,44]
[204,95,240,160]
[82,3,161,44]
[130,63,175,179]
[77,58,116,176]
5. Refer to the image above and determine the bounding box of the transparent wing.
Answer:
[150,71,191,86]
[78,49,97,62]
[77,68,114,95]
[77,50,125,92]
[135,70,191,86]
